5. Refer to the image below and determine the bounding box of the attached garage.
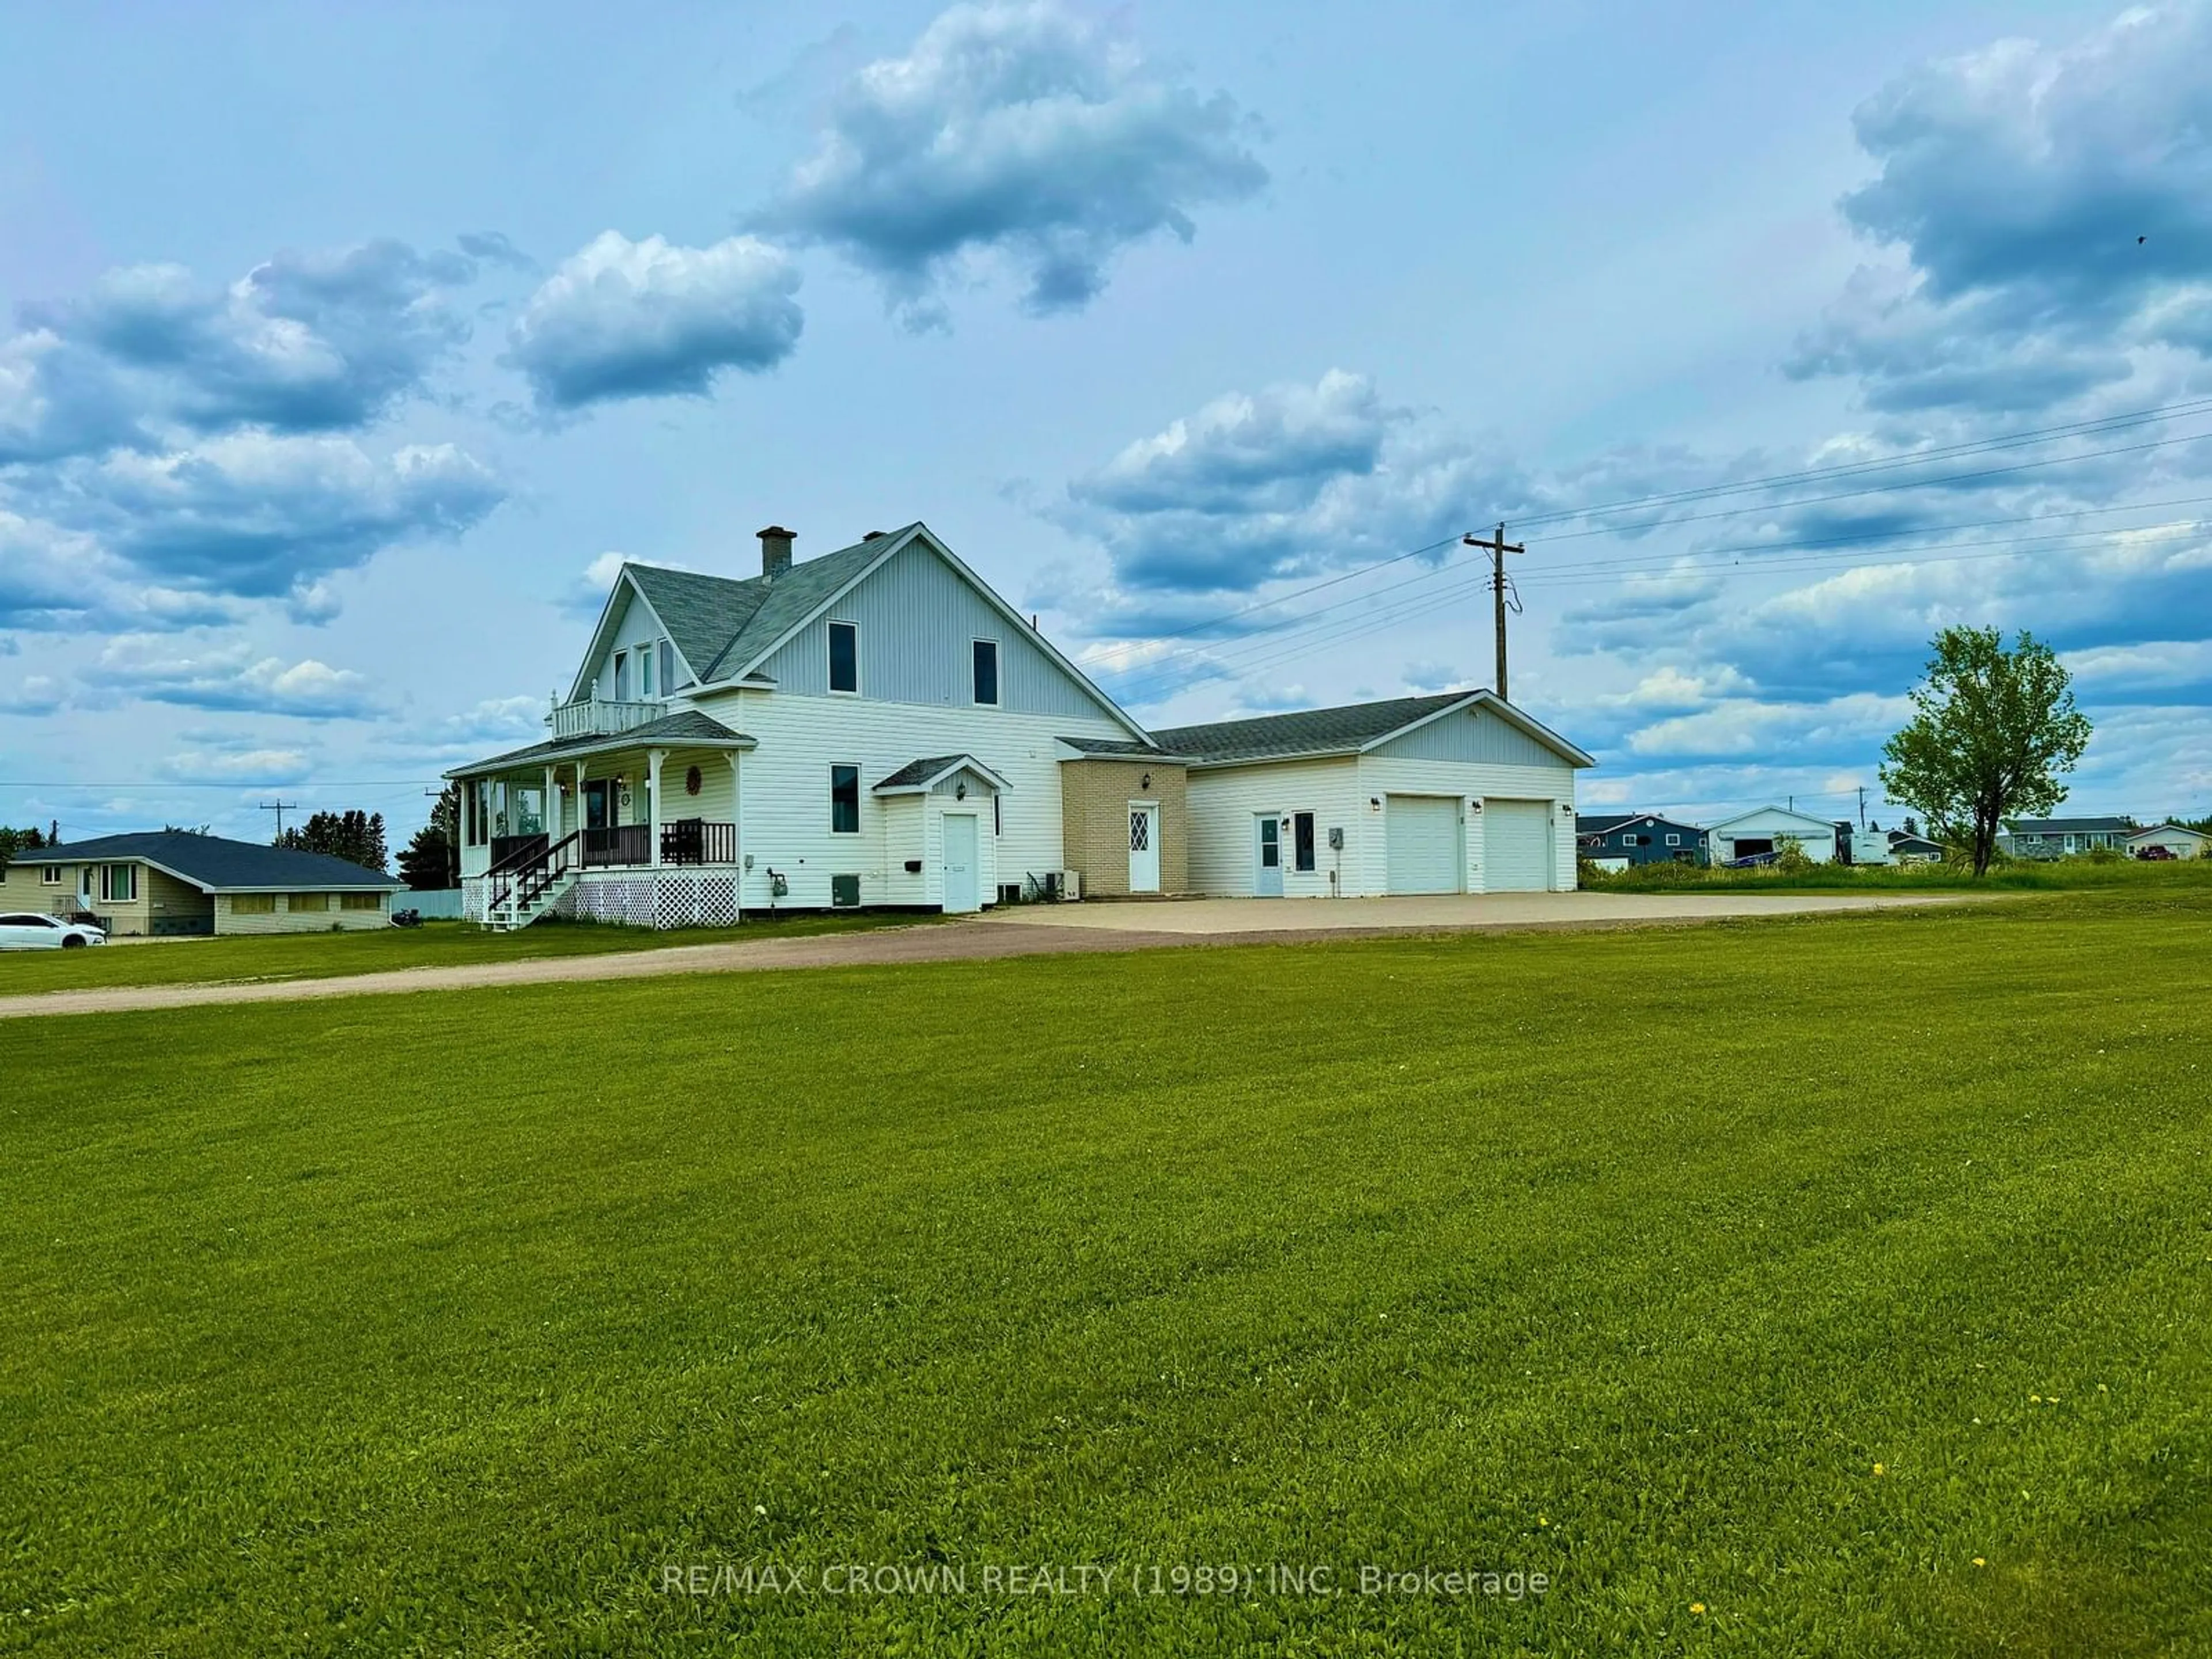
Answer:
[1480,798,1554,891]
[1156,688,1596,898]
[1385,795,1463,893]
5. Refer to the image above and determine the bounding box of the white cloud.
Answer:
[506,232,803,411]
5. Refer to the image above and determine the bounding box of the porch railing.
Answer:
[582,824,652,867]
[488,832,550,876]
[661,819,737,866]
[547,696,668,741]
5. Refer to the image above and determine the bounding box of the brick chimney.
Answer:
[757,524,794,578]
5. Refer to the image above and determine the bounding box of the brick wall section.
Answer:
[1059,760,1188,897]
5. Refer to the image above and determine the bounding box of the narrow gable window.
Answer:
[612,650,630,700]
[828,622,858,694]
[830,764,861,834]
[972,639,999,706]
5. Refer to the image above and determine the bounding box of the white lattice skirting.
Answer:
[555,870,741,930]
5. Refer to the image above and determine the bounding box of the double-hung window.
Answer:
[828,622,859,694]
[830,764,861,834]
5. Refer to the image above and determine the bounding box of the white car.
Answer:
[0,912,108,949]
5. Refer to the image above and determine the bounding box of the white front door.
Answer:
[1127,802,1160,893]
[1253,815,1284,896]
[942,813,980,913]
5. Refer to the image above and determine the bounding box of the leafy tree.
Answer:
[162,823,211,835]
[1879,626,2092,877]
[276,809,388,873]
[398,787,460,891]
[0,824,48,871]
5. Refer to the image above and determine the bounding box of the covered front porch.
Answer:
[449,709,755,930]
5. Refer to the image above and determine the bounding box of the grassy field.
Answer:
[3,888,2207,1656]
[1584,851,2212,896]
[0,911,930,995]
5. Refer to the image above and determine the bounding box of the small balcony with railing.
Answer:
[546,692,669,741]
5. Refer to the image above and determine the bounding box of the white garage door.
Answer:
[1483,798,1552,891]
[1385,795,1463,893]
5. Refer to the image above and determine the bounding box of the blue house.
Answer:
[1577,812,1707,866]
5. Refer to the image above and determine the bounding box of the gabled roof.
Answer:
[1150,689,1594,770]
[1706,805,1840,835]
[448,710,755,779]
[872,754,1013,795]
[2126,822,2208,842]
[562,524,1147,740]
[35,831,400,891]
[2005,816,2133,834]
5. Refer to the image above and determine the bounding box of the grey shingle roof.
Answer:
[1056,736,1179,758]
[36,832,400,891]
[2005,816,2133,834]
[620,527,920,687]
[874,755,971,790]
[1151,691,1478,764]
[451,710,754,777]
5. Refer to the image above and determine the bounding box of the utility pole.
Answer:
[260,800,300,842]
[1858,785,1868,828]
[1461,522,1525,699]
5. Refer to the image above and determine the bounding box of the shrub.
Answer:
[1774,836,1815,875]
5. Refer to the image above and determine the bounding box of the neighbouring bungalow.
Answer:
[1885,830,1948,863]
[1999,816,2132,858]
[2126,823,2208,859]
[0,831,402,936]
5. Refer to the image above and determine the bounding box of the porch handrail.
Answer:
[487,832,551,878]
[489,830,579,915]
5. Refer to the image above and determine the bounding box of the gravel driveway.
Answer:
[0,891,1976,1021]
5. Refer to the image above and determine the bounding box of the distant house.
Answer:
[1885,830,1948,863]
[1705,806,1839,865]
[1576,812,1706,868]
[0,831,400,936]
[2127,823,2209,859]
[2002,816,2132,858]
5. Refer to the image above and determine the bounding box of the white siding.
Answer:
[753,541,1113,719]
[1372,705,1566,768]
[702,686,1124,910]
[1184,759,1368,897]
[1708,808,1839,864]
[585,584,679,702]
[1355,754,1578,893]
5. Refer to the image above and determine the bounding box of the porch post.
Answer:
[727,751,743,919]
[573,760,587,845]
[647,748,666,868]
[542,765,556,844]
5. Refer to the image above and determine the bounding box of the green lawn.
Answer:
[3,889,2207,1656]
[1585,851,2212,896]
[0,911,931,994]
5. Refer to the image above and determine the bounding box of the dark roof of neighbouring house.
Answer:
[1578,812,1704,836]
[1056,736,1171,757]
[1887,831,1947,851]
[2004,816,2133,834]
[34,832,401,891]
[449,710,755,778]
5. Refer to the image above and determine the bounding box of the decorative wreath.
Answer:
[685,765,702,796]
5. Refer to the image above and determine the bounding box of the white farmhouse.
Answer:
[1705,805,1840,865]
[445,523,1594,927]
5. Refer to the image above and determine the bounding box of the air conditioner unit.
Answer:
[1058,870,1082,901]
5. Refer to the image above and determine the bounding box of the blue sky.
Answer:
[5,0,2210,844]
